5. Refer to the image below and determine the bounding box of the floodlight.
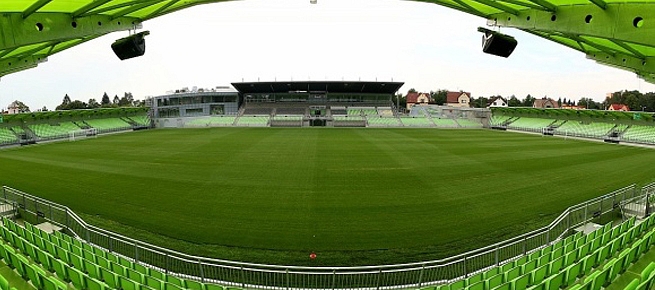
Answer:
[478,27,517,58]
[111,31,150,60]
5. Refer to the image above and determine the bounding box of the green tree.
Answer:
[430,90,448,105]
[522,95,536,107]
[101,92,111,105]
[10,100,30,113]
[88,99,100,108]
[508,95,521,107]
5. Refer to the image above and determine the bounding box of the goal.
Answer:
[69,128,98,142]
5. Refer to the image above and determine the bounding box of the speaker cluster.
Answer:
[478,27,517,58]
[111,31,150,60]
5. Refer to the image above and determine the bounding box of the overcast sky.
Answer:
[1,0,654,111]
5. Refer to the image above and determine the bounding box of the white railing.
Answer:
[1,183,652,289]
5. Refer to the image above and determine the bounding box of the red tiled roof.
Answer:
[447,92,470,103]
[609,104,630,111]
[406,92,420,103]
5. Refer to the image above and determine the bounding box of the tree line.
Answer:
[56,92,144,111]
[394,89,655,111]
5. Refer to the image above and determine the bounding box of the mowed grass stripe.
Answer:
[0,128,654,266]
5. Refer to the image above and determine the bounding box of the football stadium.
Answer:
[1,1,655,290]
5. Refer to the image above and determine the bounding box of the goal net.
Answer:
[69,128,98,142]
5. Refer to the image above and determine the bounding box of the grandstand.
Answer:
[0,108,151,146]
[492,108,655,145]
[620,125,655,145]
[0,182,653,290]
[424,215,655,290]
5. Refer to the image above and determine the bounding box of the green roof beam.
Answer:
[146,0,181,19]
[77,0,144,17]
[524,0,557,12]
[0,55,46,77]
[588,0,607,10]
[72,0,113,18]
[490,3,655,48]
[110,1,162,20]
[0,13,138,51]
[610,39,645,59]
[22,0,53,19]
[586,51,655,82]
[472,0,520,15]
[567,34,617,55]
[452,0,486,18]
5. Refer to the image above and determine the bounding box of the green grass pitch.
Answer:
[0,128,654,266]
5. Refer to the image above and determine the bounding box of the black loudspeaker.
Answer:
[111,31,150,60]
[478,27,517,58]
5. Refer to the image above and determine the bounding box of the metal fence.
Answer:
[1,183,653,289]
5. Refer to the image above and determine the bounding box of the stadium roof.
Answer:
[231,81,405,95]
[1,0,655,83]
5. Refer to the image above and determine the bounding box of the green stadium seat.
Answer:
[543,272,563,290]
[119,276,139,290]
[95,256,110,270]
[35,249,54,272]
[185,279,205,290]
[85,276,108,290]
[99,267,118,289]
[598,245,611,262]
[538,254,551,266]
[522,260,538,274]
[84,259,101,280]
[134,263,149,276]
[13,253,28,279]
[486,273,504,290]
[51,257,69,282]
[509,274,529,290]
[126,267,145,283]
[547,257,563,274]
[96,248,109,260]
[465,273,483,285]
[41,270,68,290]
[563,262,581,287]
[450,279,466,290]
[564,251,577,268]
[605,258,621,283]
[580,255,595,276]
[166,275,186,288]
[69,267,86,290]
[110,261,127,276]
[204,283,224,290]
[119,256,134,269]
[492,282,510,290]
[466,281,486,290]
[163,282,184,290]
[587,267,609,290]
[70,253,84,271]
[149,269,165,281]
[530,265,548,285]
[144,276,164,290]
[483,268,500,279]
[641,262,655,281]
[82,250,96,263]
[54,246,70,265]
[70,244,83,257]
[0,275,8,290]
[24,263,43,290]
[627,245,640,265]
[504,267,520,282]
[513,256,528,267]
[624,279,640,290]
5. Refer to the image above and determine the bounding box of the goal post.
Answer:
[69,128,97,142]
